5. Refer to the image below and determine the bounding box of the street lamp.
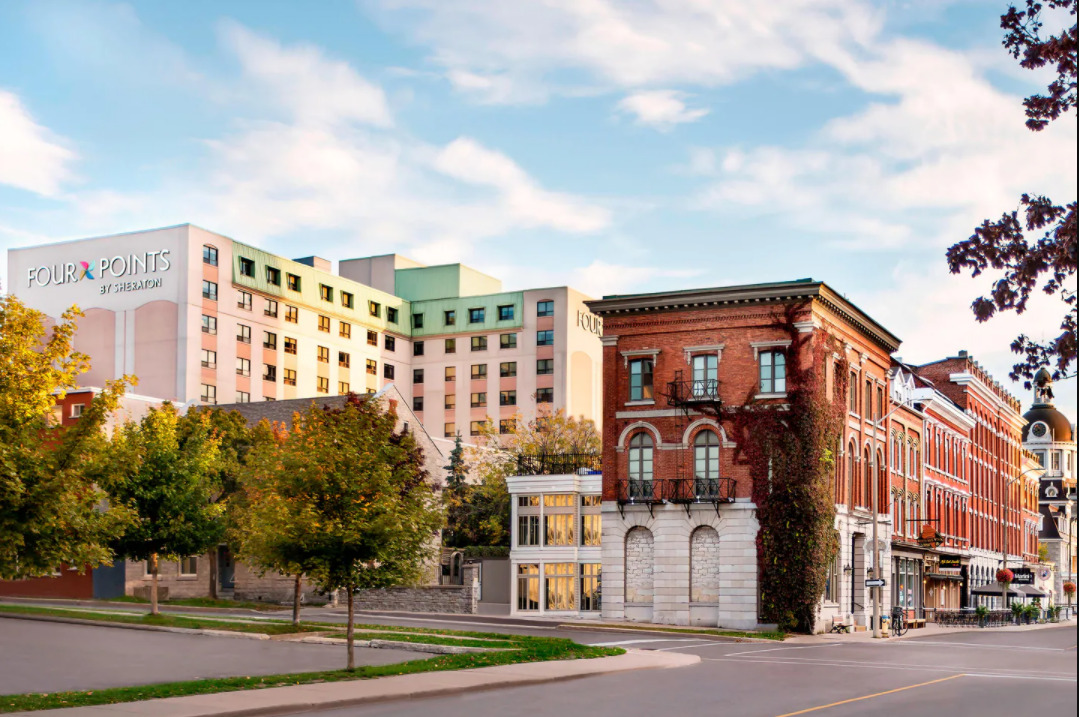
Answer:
[1001,467,1043,608]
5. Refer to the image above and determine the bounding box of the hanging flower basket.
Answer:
[996,568,1014,586]
[1064,581,1076,596]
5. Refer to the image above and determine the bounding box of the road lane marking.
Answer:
[650,641,726,652]
[773,674,965,716]
[591,638,704,646]
[723,643,842,657]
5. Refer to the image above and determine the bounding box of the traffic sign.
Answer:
[865,578,886,588]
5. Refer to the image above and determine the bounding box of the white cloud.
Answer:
[0,90,76,197]
[616,90,708,130]
[220,20,393,128]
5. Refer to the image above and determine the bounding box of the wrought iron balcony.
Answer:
[666,477,736,504]
[665,371,722,414]
[515,453,602,476]
[615,478,660,504]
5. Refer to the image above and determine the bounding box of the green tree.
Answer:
[179,407,253,599]
[241,395,442,669]
[0,295,132,580]
[444,433,468,488]
[102,404,224,614]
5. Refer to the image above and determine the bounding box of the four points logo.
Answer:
[79,261,95,280]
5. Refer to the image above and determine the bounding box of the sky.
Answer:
[0,0,1075,417]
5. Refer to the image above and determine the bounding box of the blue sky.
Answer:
[1,0,1075,415]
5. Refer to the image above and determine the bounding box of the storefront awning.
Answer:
[926,572,963,581]
[1017,584,1048,598]
[971,583,1022,597]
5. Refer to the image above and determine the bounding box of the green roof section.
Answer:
[409,292,524,337]
[394,263,503,302]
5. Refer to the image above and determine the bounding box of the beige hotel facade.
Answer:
[8,224,604,439]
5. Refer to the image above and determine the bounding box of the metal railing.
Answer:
[515,453,602,476]
[614,477,736,504]
[666,378,721,406]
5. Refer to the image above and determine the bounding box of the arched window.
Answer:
[862,447,872,508]
[693,431,720,480]
[847,444,856,506]
[628,433,654,491]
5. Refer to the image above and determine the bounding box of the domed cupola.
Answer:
[1022,368,1073,442]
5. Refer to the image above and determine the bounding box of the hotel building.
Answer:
[7,224,604,442]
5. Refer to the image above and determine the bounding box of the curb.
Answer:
[555,623,780,643]
[7,649,700,717]
[0,611,271,640]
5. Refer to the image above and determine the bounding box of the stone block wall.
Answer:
[355,567,479,614]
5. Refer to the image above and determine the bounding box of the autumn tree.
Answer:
[0,295,132,580]
[947,0,1077,386]
[240,395,442,670]
[101,404,224,614]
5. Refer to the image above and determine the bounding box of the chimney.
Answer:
[957,350,969,359]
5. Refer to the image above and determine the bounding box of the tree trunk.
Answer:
[346,585,355,671]
[292,574,302,626]
[208,549,218,600]
[150,553,160,616]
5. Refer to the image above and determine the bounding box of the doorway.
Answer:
[217,545,235,591]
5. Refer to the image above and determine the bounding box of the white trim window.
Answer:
[517,564,540,611]
[692,354,718,398]
[628,433,654,497]
[759,350,786,394]
[628,358,654,401]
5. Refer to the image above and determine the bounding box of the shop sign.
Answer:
[26,250,172,292]
[917,524,944,548]
[1009,568,1034,585]
[938,556,961,570]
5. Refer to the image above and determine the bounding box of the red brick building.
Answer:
[587,280,900,629]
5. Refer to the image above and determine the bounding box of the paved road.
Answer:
[291,625,1078,717]
[0,618,430,695]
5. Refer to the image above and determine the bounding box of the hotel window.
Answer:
[263,364,277,381]
[283,369,297,386]
[444,422,456,438]
[580,563,601,611]
[412,312,424,329]
[472,336,488,351]
[202,245,218,266]
[694,431,720,481]
[500,333,517,349]
[366,359,377,375]
[201,349,217,369]
[498,305,514,321]
[201,314,217,335]
[537,359,554,375]
[320,284,333,302]
[263,331,277,349]
[318,315,330,333]
[537,300,554,317]
[338,351,350,368]
[266,266,281,286]
[517,564,540,611]
[628,433,654,489]
[518,501,540,547]
[413,368,424,384]
[469,307,485,323]
[444,310,456,326]
[367,330,378,346]
[470,420,484,436]
[536,387,554,403]
[237,324,251,344]
[386,306,398,323]
[237,391,250,404]
[581,495,602,547]
[238,257,255,278]
[287,273,301,292]
[341,291,354,309]
[238,291,253,311]
[317,377,329,394]
[179,556,199,576]
[202,280,218,301]
[201,384,217,404]
[338,381,350,395]
[445,394,456,409]
[536,330,554,346]
[284,337,298,355]
[285,305,299,323]
[445,366,456,382]
[759,350,786,394]
[445,338,456,354]
[338,321,351,339]
[369,301,381,318]
[628,358,653,401]
[500,361,517,377]
[385,335,395,351]
[414,341,425,356]
[236,357,251,377]
[500,390,516,406]
[471,363,487,379]
[471,392,487,408]
[413,396,424,412]
[265,299,278,318]
[544,494,575,547]
[692,354,718,397]
[500,418,515,434]
[384,363,395,379]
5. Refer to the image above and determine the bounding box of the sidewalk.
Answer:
[6,649,699,717]
[784,616,1076,645]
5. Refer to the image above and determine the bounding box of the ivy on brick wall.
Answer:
[727,303,847,633]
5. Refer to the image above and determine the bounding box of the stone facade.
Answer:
[355,566,479,614]
[690,525,720,603]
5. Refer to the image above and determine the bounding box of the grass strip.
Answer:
[0,638,621,713]
[0,604,315,635]
[107,596,285,612]
[565,622,786,641]
[344,632,515,649]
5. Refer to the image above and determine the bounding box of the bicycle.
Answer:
[890,606,908,637]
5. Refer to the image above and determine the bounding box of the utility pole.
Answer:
[1003,468,1044,608]
[870,397,914,639]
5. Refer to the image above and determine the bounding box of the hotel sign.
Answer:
[26,250,172,294]
[576,310,603,336]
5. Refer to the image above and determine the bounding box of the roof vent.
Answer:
[957,350,969,358]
